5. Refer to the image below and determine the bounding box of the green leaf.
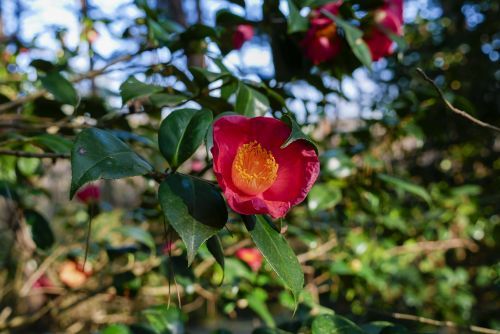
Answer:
[247,288,276,327]
[100,324,132,334]
[25,210,55,250]
[308,183,342,212]
[120,76,163,105]
[362,322,409,334]
[70,128,153,198]
[377,173,431,204]
[321,10,372,69]
[116,226,155,251]
[32,134,73,154]
[216,9,248,26]
[281,114,318,153]
[235,82,270,116]
[190,67,230,87]
[149,93,188,108]
[206,235,225,275]
[158,108,213,169]
[243,215,303,302]
[158,173,227,265]
[17,145,40,176]
[312,314,366,334]
[140,305,185,334]
[286,0,309,33]
[40,71,79,106]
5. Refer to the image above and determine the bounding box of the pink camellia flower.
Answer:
[211,115,320,219]
[75,184,100,204]
[236,248,263,272]
[232,24,254,50]
[301,1,343,64]
[363,0,403,61]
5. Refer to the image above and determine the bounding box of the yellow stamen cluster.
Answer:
[316,23,337,39]
[231,141,279,195]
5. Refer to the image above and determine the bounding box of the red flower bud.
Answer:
[211,116,319,219]
[236,248,263,272]
[232,24,254,50]
[301,1,343,64]
[75,184,100,204]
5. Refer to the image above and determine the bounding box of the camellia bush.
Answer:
[0,0,499,333]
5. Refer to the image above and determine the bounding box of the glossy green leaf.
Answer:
[243,215,303,302]
[206,235,225,274]
[158,108,213,169]
[235,82,270,116]
[120,76,163,105]
[281,114,318,153]
[149,93,188,108]
[312,314,366,334]
[158,173,227,265]
[321,10,372,69]
[378,173,431,204]
[25,210,55,250]
[70,128,153,198]
[40,71,79,106]
[286,0,309,33]
[308,183,342,212]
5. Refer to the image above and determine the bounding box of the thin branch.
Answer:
[387,238,478,256]
[390,311,500,334]
[0,48,154,114]
[0,149,69,159]
[298,237,337,264]
[416,68,500,133]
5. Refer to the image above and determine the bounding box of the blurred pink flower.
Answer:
[235,248,263,272]
[75,184,100,204]
[161,240,176,255]
[191,159,205,173]
[232,24,254,50]
[33,274,53,289]
[364,0,403,61]
[301,1,343,64]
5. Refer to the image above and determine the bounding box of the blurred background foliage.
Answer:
[0,0,499,333]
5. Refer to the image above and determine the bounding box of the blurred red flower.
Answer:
[236,248,263,272]
[33,274,53,289]
[211,115,319,218]
[364,0,403,61]
[75,184,100,204]
[232,24,254,50]
[301,1,343,64]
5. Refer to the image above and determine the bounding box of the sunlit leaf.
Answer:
[158,108,213,169]
[70,128,152,198]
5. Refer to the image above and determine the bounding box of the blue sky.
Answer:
[1,0,440,119]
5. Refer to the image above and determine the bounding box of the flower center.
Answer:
[231,141,279,195]
[315,23,337,39]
